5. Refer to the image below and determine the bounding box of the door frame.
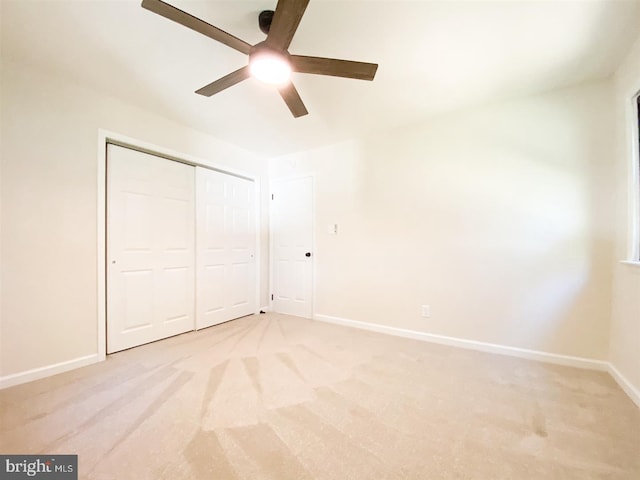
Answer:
[269,173,316,318]
[97,129,262,361]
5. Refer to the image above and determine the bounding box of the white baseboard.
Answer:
[3,317,637,409]
[0,354,100,390]
[607,363,640,408]
[314,314,640,407]
[313,314,609,371]
[259,306,271,313]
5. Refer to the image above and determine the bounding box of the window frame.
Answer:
[627,91,640,263]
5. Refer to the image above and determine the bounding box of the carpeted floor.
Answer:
[1,313,638,479]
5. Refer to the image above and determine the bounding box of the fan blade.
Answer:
[291,55,378,81]
[278,82,309,118]
[141,0,251,55]
[266,0,310,51]
[195,66,250,97]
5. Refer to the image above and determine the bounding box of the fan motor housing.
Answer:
[250,41,291,61]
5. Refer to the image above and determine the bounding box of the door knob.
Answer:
[305,252,312,257]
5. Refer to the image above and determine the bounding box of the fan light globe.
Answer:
[249,53,291,85]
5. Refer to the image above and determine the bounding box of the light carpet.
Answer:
[1,313,638,479]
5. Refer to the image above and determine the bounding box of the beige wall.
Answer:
[610,35,640,395]
[0,59,269,377]
[2,46,633,387]
[271,80,616,360]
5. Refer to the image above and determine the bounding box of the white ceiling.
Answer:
[2,0,640,157]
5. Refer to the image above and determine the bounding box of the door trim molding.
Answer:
[98,129,262,360]
[269,174,316,317]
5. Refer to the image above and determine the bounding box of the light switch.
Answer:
[327,224,338,235]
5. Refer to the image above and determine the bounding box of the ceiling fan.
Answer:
[141,0,378,118]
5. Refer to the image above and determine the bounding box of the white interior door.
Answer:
[196,167,256,329]
[271,176,314,318]
[107,145,195,353]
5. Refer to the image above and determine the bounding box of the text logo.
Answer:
[0,455,77,479]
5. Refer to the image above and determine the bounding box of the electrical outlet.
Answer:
[421,305,430,318]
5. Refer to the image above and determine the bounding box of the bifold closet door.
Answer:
[107,145,195,353]
[196,167,256,329]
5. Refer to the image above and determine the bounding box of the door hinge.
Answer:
[271,294,274,301]
[271,194,274,200]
